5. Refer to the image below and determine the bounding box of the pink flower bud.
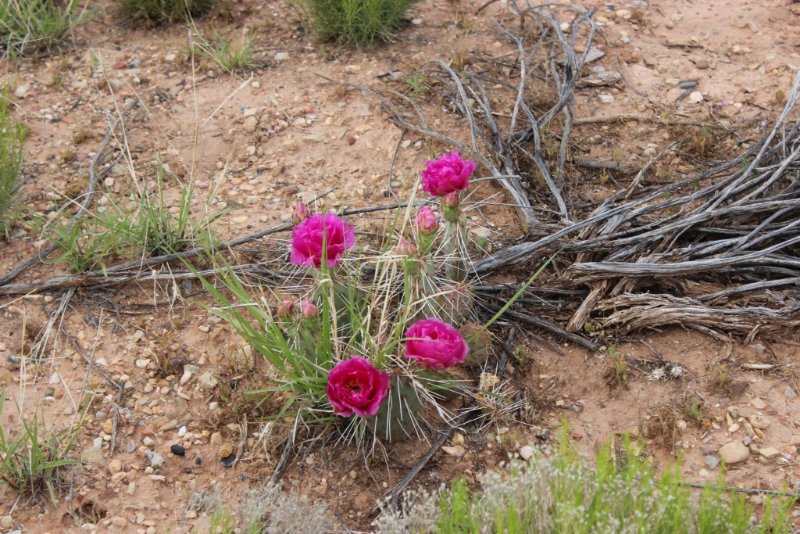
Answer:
[416,207,438,234]
[394,237,417,257]
[292,202,310,224]
[300,299,318,318]
[276,299,295,317]
[443,191,460,208]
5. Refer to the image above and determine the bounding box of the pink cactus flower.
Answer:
[291,214,356,268]
[326,357,391,417]
[421,151,476,197]
[404,318,469,369]
[276,299,295,317]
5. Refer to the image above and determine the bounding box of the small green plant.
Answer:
[0,391,80,504]
[392,433,794,533]
[50,159,220,272]
[0,89,25,236]
[683,394,705,425]
[0,0,87,56]
[603,345,630,389]
[115,0,214,23]
[404,71,429,101]
[302,0,420,48]
[191,30,254,72]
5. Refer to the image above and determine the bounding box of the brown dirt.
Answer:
[1,0,799,532]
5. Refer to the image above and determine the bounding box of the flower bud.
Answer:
[300,299,318,318]
[416,206,438,234]
[443,191,459,208]
[276,299,295,317]
[394,237,418,257]
[292,202,310,224]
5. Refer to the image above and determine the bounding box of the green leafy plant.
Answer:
[0,391,80,504]
[0,0,88,56]
[115,0,215,23]
[0,89,25,235]
[302,0,420,48]
[411,433,795,533]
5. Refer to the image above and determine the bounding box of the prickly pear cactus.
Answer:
[367,376,422,442]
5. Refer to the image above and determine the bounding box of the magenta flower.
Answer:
[290,214,356,268]
[404,318,469,369]
[421,151,476,197]
[300,299,318,318]
[326,357,391,417]
[416,206,438,234]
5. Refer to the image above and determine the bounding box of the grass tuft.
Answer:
[115,0,214,23]
[0,89,25,236]
[0,0,87,57]
[0,390,80,504]
[302,0,420,48]
[191,30,254,73]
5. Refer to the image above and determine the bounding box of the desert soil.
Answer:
[1,0,799,532]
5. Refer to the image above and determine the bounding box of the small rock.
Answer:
[110,516,127,527]
[179,369,192,385]
[14,84,29,98]
[758,447,780,460]
[274,52,289,62]
[221,454,236,468]
[676,420,688,431]
[694,58,710,70]
[135,359,150,369]
[728,424,740,433]
[81,446,105,466]
[536,429,551,441]
[599,94,615,104]
[145,450,164,469]
[784,386,798,399]
[108,459,123,474]
[705,455,721,469]
[218,442,234,459]
[243,116,258,133]
[142,436,155,447]
[749,414,770,429]
[165,53,177,62]
[442,445,465,458]
[170,444,186,457]
[750,397,767,410]
[0,516,13,529]
[199,372,218,390]
[519,445,535,461]
[718,441,749,464]
[688,91,704,104]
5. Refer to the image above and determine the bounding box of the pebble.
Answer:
[274,52,289,62]
[728,424,740,433]
[718,441,749,464]
[145,450,164,468]
[694,58,710,70]
[785,386,798,399]
[442,445,465,458]
[0,516,13,529]
[519,445,535,461]
[218,442,234,459]
[170,444,186,457]
[135,359,150,369]
[110,516,127,527]
[244,116,258,133]
[688,91,704,104]
[749,414,770,429]
[108,459,123,474]
[536,429,551,441]
[143,436,155,447]
[221,454,236,468]
[750,397,766,410]
[705,455,721,469]
[199,372,219,389]
[179,370,193,385]
[758,447,780,460]
[599,94,615,104]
